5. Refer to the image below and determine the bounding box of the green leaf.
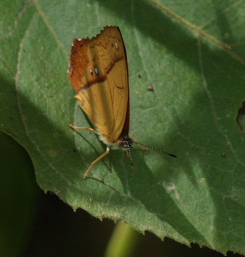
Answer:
[1,0,245,254]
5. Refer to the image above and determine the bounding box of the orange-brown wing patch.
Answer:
[68,26,129,144]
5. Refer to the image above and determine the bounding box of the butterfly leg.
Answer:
[69,124,96,133]
[70,124,110,179]
[83,146,110,179]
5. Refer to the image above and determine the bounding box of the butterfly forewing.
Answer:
[69,26,129,144]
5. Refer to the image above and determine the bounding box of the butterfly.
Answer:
[68,26,177,179]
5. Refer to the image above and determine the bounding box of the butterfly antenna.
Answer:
[135,141,177,158]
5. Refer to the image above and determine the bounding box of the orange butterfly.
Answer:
[68,26,176,179]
